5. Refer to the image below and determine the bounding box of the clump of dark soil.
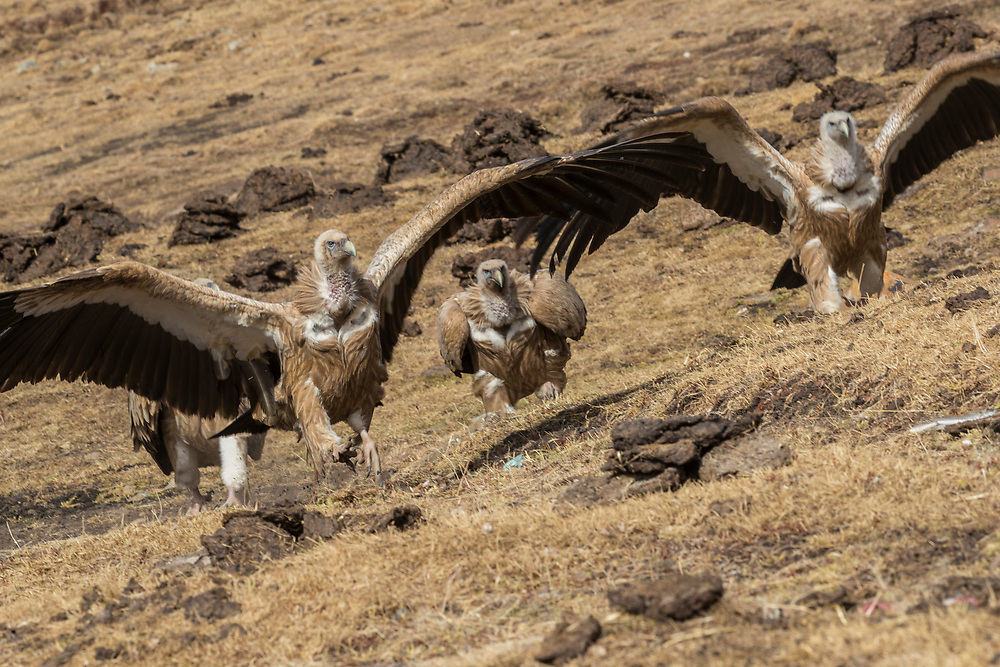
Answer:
[200,504,341,574]
[745,42,837,94]
[375,109,549,184]
[755,127,802,153]
[449,108,550,174]
[534,615,602,665]
[234,166,317,215]
[451,245,532,286]
[914,219,1000,277]
[792,77,887,122]
[225,247,297,292]
[944,286,990,313]
[446,217,519,247]
[0,197,138,283]
[306,182,394,217]
[183,587,241,623]
[578,82,666,134]
[608,571,724,622]
[376,136,453,184]
[884,6,986,73]
[560,413,787,505]
[369,505,424,532]
[169,192,247,247]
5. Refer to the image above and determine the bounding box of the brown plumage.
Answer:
[129,392,266,514]
[0,132,713,481]
[438,260,586,419]
[519,51,1000,314]
[127,278,266,513]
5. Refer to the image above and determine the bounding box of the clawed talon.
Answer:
[535,381,560,401]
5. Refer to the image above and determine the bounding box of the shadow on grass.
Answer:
[464,371,680,474]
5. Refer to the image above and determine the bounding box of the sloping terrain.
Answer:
[1,0,1000,664]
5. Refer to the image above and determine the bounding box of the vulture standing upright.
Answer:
[518,51,1000,314]
[128,277,266,514]
[0,131,718,481]
[438,259,586,419]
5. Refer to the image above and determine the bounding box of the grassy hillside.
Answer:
[1,0,1000,664]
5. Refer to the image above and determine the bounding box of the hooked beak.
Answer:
[343,240,357,258]
[836,119,850,138]
[492,269,504,289]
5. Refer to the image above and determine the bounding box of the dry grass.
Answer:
[2,0,1000,664]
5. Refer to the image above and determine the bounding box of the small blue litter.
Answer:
[504,454,525,469]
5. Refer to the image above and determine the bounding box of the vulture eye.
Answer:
[326,239,337,249]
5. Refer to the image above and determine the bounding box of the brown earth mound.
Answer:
[792,77,887,122]
[884,6,986,73]
[169,192,246,246]
[449,108,550,174]
[746,42,837,94]
[225,246,297,292]
[0,197,138,283]
[578,82,666,134]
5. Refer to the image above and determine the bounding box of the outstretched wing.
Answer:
[364,133,713,360]
[128,392,172,476]
[0,261,287,419]
[519,96,803,276]
[871,51,1000,209]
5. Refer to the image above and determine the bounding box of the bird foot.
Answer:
[354,430,381,479]
[535,382,560,401]
[221,487,247,508]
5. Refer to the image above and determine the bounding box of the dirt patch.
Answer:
[306,182,394,216]
[884,6,986,73]
[755,127,802,153]
[534,615,601,665]
[792,77,887,122]
[913,219,1000,277]
[745,42,837,94]
[169,192,247,247]
[0,197,138,283]
[449,108,550,174]
[234,166,317,215]
[608,571,724,622]
[225,247,298,292]
[451,245,532,286]
[183,587,242,623]
[561,413,777,505]
[944,286,990,313]
[446,217,519,247]
[369,505,424,532]
[376,136,453,184]
[577,82,666,134]
[200,504,341,574]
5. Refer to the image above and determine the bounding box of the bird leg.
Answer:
[218,435,250,507]
[292,381,345,479]
[346,411,381,478]
[187,489,211,515]
[473,371,516,418]
[797,238,843,314]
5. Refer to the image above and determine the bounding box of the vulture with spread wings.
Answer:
[438,259,586,420]
[0,132,710,480]
[518,51,1000,314]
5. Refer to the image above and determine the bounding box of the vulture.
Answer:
[129,392,266,513]
[128,277,266,514]
[0,131,714,480]
[438,259,586,419]
[518,51,1000,314]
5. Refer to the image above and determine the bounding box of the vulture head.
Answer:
[817,110,863,191]
[477,259,510,295]
[315,229,358,274]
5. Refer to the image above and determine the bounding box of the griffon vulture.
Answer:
[438,259,586,420]
[127,277,267,514]
[518,51,1000,314]
[129,392,266,513]
[0,131,712,480]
